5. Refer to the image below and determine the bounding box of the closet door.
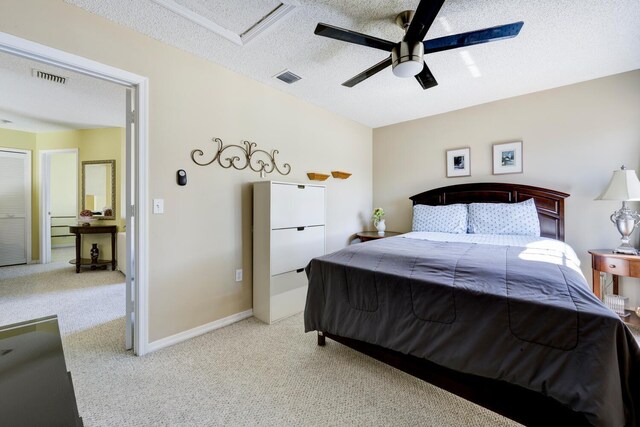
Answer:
[0,150,29,266]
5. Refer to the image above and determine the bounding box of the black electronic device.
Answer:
[177,169,187,186]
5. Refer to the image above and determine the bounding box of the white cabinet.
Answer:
[270,184,325,229]
[253,181,325,323]
[270,227,325,275]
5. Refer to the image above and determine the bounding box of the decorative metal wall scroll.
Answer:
[190,138,291,176]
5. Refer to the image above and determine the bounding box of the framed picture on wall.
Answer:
[446,147,471,178]
[493,141,523,175]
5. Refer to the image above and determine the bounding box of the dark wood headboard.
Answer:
[409,183,570,241]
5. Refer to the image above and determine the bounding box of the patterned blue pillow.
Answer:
[467,199,540,236]
[412,204,468,234]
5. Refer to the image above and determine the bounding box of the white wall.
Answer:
[373,71,640,308]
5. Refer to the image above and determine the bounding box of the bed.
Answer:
[304,183,640,427]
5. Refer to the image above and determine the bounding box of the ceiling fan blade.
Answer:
[404,0,446,42]
[415,62,438,90]
[342,56,393,87]
[423,21,524,54]
[315,23,396,52]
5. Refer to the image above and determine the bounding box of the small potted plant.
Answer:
[372,207,386,235]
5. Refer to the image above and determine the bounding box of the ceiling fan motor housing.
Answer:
[391,41,424,78]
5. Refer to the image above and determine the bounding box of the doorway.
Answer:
[39,149,78,265]
[0,31,149,355]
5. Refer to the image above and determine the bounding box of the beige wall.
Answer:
[0,0,373,341]
[373,71,640,307]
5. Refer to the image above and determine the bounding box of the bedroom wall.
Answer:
[373,70,640,308]
[0,0,372,342]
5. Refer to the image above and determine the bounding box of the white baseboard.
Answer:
[147,309,253,353]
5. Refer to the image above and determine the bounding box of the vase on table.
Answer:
[90,243,99,264]
[374,219,386,235]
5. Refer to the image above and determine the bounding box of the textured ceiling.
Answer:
[65,0,640,128]
[0,52,125,133]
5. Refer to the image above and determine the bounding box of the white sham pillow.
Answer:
[467,198,541,236]
[412,204,468,234]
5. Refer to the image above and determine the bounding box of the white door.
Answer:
[0,149,30,267]
[125,88,136,350]
[41,152,52,264]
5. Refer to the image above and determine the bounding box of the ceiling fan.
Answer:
[314,0,523,89]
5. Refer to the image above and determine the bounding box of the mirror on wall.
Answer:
[82,159,116,219]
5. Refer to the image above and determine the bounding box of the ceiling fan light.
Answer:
[391,41,424,78]
[392,60,424,78]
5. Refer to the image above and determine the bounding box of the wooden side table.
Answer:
[588,249,640,327]
[356,231,402,242]
[69,225,117,273]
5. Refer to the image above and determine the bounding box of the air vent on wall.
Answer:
[32,69,67,84]
[274,70,301,84]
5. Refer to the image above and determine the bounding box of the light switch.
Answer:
[153,199,164,214]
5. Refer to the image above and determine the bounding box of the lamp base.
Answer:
[613,244,639,255]
[610,202,640,256]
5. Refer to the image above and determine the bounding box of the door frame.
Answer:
[0,147,32,265]
[39,148,78,264]
[0,31,150,356]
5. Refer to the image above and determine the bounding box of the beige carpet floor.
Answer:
[1,252,638,426]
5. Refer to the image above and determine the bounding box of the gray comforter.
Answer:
[304,236,640,427]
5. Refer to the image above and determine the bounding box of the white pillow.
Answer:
[412,204,468,234]
[467,199,541,236]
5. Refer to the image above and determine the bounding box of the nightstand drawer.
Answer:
[630,261,640,278]
[595,256,630,276]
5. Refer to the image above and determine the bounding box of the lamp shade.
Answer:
[596,166,640,201]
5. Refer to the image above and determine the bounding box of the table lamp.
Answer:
[596,165,640,255]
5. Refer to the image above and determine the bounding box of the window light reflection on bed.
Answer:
[401,232,581,273]
[517,239,582,274]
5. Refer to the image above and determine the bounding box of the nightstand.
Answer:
[356,231,402,242]
[588,249,640,327]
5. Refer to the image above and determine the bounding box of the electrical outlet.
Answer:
[235,269,243,282]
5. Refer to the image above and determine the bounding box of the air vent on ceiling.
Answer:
[32,69,67,84]
[274,70,301,84]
